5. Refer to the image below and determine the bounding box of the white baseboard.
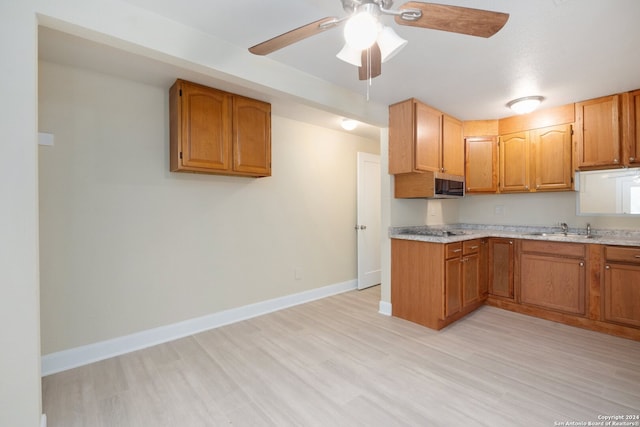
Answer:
[41,414,47,427]
[379,300,392,316]
[42,279,357,376]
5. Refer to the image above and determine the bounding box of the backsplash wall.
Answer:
[458,191,640,230]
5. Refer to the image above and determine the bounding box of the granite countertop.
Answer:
[389,224,640,247]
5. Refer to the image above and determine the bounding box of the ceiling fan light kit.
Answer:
[377,26,408,62]
[249,1,509,81]
[507,96,544,115]
[343,3,381,50]
[336,43,363,66]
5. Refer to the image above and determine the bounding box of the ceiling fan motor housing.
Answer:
[341,0,394,14]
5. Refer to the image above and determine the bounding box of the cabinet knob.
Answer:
[631,157,636,162]
[579,262,584,267]
[613,159,619,163]
[605,265,610,270]
[509,241,513,245]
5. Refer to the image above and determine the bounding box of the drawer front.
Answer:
[605,246,640,264]
[521,240,585,258]
[445,242,463,259]
[463,239,481,255]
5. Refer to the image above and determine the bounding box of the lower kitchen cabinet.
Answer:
[391,235,640,340]
[488,238,514,299]
[519,240,586,315]
[445,240,483,317]
[603,246,640,328]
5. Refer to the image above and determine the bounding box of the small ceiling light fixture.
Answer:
[341,118,358,131]
[507,96,545,115]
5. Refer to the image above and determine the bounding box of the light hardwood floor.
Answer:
[43,286,640,426]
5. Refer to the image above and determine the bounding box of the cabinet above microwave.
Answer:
[394,171,464,199]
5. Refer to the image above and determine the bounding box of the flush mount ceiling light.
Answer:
[341,118,359,131]
[507,96,545,115]
[249,1,510,82]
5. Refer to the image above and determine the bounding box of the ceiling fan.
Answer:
[249,1,509,81]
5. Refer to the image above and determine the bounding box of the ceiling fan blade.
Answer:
[396,2,509,38]
[249,17,341,55]
[358,43,382,81]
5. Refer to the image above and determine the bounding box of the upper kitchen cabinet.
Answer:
[170,79,271,177]
[499,131,530,192]
[442,114,465,176]
[575,94,622,170]
[232,96,272,176]
[389,98,463,175]
[465,136,498,194]
[499,124,572,193]
[622,89,640,167]
[530,124,573,191]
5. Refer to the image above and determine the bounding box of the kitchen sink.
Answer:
[526,232,596,239]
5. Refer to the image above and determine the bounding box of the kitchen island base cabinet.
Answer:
[391,239,484,330]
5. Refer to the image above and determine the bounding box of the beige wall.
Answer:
[459,192,640,230]
[38,60,379,354]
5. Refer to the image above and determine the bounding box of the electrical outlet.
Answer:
[294,268,302,280]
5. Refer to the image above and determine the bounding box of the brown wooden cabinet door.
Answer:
[499,131,530,192]
[463,252,480,308]
[604,263,640,328]
[465,136,498,193]
[445,257,462,317]
[178,82,232,171]
[488,238,514,299]
[531,124,573,191]
[442,114,464,176]
[623,90,640,166]
[233,96,271,176]
[388,99,415,174]
[415,102,442,172]
[520,253,586,315]
[576,94,622,169]
[479,239,489,297]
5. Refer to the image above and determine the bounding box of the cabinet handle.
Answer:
[635,255,640,258]
[525,185,529,190]
[605,265,610,270]
[453,249,462,253]
[470,245,479,249]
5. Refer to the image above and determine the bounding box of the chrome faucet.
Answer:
[560,222,569,235]
[586,223,592,238]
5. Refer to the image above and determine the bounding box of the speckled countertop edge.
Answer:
[389,224,640,247]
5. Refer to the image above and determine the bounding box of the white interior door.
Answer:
[356,152,381,290]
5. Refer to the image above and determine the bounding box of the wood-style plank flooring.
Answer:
[43,286,640,426]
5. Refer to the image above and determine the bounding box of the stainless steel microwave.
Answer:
[434,172,465,198]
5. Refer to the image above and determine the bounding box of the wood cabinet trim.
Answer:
[498,103,575,135]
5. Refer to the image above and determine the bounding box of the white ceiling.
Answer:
[39,0,640,139]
